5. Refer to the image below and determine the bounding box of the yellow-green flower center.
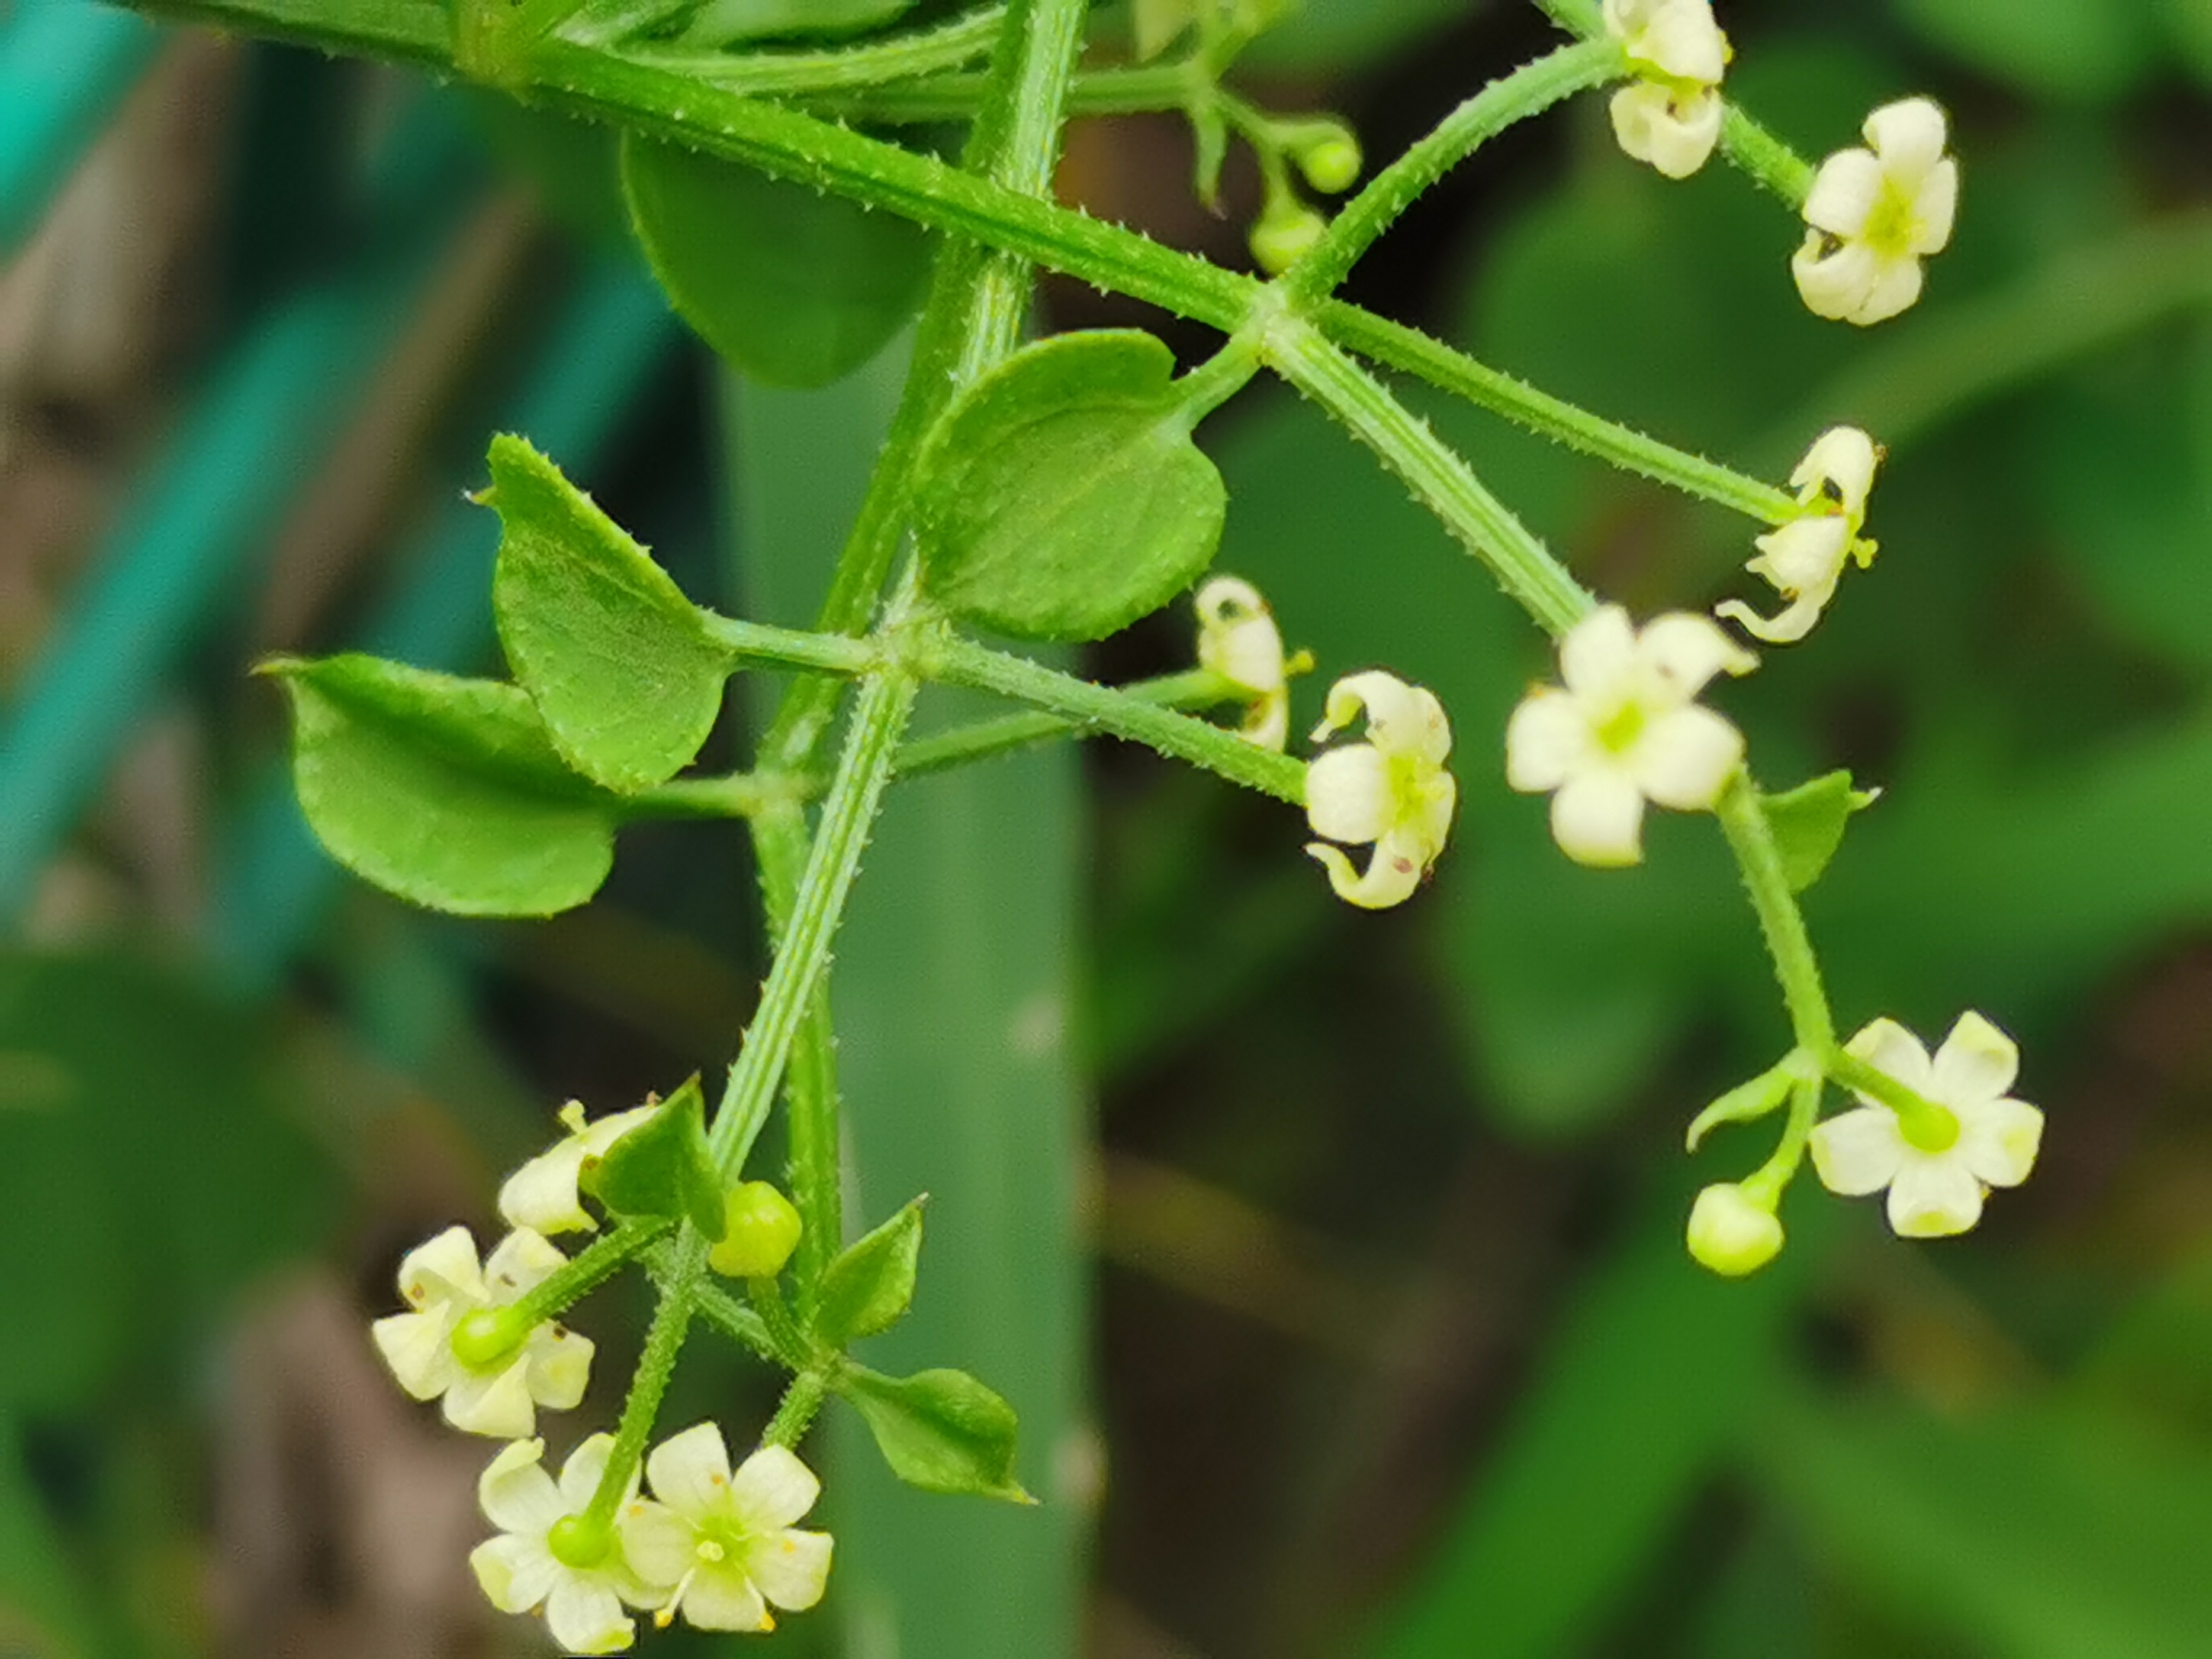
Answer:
[1860,180,1921,260]
[1594,700,1648,754]
[1898,1101,1960,1154]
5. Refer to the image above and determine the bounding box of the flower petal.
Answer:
[1915,157,1959,253]
[1851,254,1925,327]
[482,1228,567,1303]
[1304,745,1392,846]
[749,1528,834,1611]
[1793,426,1880,517]
[499,1140,594,1236]
[1929,1010,2018,1104]
[1750,517,1852,597]
[445,1357,538,1441]
[729,1445,822,1532]
[547,1578,634,1654]
[1550,769,1645,867]
[1304,840,1422,909]
[558,1434,621,1511]
[1959,1097,2043,1189]
[1634,612,1756,703]
[1311,671,1417,744]
[1886,1153,1985,1238]
[1863,97,1948,185]
[1195,576,1287,696]
[396,1225,484,1309]
[1505,689,1592,793]
[1715,594,1827,646]
[471,1534,561,1615]
[680,1568,771,1632]
[1844,1018,1936,1098]
[646,1422,734,1520]
[1630,704,1743,810]
[1807,1105,1906,1197]
[1793,237,1884,323]
[372,1309,457,1399]
[523,1323,593,1413]
[1803,147,1884,237]
[1559,605,1637,701]
[618,1498,695,1588]
[1609,83,1722,180]
[480,1439,566,1535]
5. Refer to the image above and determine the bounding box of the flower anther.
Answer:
[1603,0,1730,178]
[371,1225,592,1439]
[1505,607,1754,867]
[470,1435,664,1654]
[1717,426,1881,644]
[1810,1012,2044,1238]
[620,1423,834,1634]
[1793,97,1958,326]
[500,1099,657,1236]
[1196,575,1303,751]
[1303,671,1458,909]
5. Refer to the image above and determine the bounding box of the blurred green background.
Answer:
[2,0,2210,1655]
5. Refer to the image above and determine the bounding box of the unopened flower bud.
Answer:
[1291,124,1363,194]
[1250,201,1326,276]
[1686,1182,1784,1277]
[710,1181,803,1279]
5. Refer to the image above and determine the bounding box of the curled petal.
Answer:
[1793,427,1880,516]
[1505,688,1593,793]
[479,1438,566,1535]
[1930,1010,2019,1104]
[1241,690,1290,753]
[1807,1105,1906,1197]
[1715,593,1829,646]
[396,1225,485,1309]
[1793,235,1886,323]
[546,1578,634,1654]
[1634,612,1757,704]
[500,1141,594,1235]
[1630,704,1743,810]
[1609,82,1723,179]
[1195,576,1287,696]
[1305,744,1392,846]
[1959,1097,2044,1189]
[647,1422,734,1519]
[1313,671,1412,743]
[750,1528,834,1611]
[1559,605,1638,702]
[444,1356,538,1440]
[1305,840,1422,909]
[523,1323,593,1412]
[1549,768,1645,867]
[729,1445,822,1532]
[1803,148,1885,238]
[1845,1017,1937,1100]
[1751,516,1853,598]
[1863,96,1949,185]
[1886,1154,1985,1238]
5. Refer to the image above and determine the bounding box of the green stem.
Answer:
[1740,1069,1823,1208]
[630,769,813,821]
[1714,772,1834,1055]
[497,1217,673,1332]
[800,57,1200,124]
[763,1369,831,1449]
[925,637,1306,802]
[1261,316,1596,637]
[689,1276,784,1363]
[606,3,1007,90]
[894,667,1243,778]
[584,1238,702,1528]
[1286,38,1622,300]
[698,614,882,676]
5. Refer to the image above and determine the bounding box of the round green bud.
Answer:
[548,1512,614,1570]
[710,1181,804,1279]
[1294,127,1363,194]
[1687,1183,1785,1277]
[449,1309,522,1370]
[1250,203,1327,276]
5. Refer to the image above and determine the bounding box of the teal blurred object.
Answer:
[0,0,158,255]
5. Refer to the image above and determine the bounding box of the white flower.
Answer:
[1717,426,1881,644]
[1603,0,1730,179]
[1810,1012,2045,1238]
[1303,671,1458,909]
[1793,97,1959,326]
[501,1100,657,1236]
[620,1423,834,1634]
[470,1435,663,1654]
[1195,575,1295,752]
[1505,607,1753,867]
[370,1225,592,1439]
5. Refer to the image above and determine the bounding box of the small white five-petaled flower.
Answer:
[1303,672,1458,909]
[1717,426,1881,644]
[501,1099,657,1235]
[370,1225,591,1439]
[1793,97,1959,326]
[1603,0,1730,179]
[471,1434,662,1654]
[1194,575,1297,752]
[1505,607,1754,867]
[1810,1012,2044,1238]
[621,1423,834,1634]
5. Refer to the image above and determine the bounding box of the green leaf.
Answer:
[682,0,913,46]
[1760,771,1876,895]
[267,654,618,917]
[621,134,930,389]
[916,330,1228,642]
[590,1075,724,1239]
[839,1365,1031,1502]
[814,1197,925,1346]
[486,434,734,793]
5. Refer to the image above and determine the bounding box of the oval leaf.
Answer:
[590,1076,725,1239]
[916,330,1229,641]
[266,654,617,916]
[813,1196,924,1346]
[621,134,930,389]
[487,435,735,793]
[839,1365,1031,1503]
[1760,770,1878,894]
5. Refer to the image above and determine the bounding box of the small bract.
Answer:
[1303,671,1458,909]
[1793,97,1959,326]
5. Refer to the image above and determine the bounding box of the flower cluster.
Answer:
[1603,0,1730,179]
[369,1101,836,1651]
